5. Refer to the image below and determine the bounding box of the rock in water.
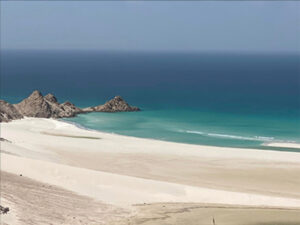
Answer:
[0,100,23,122]
[84,96,140,112]
[14,90,82,118]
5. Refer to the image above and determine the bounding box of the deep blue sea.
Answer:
[1,50,300,151]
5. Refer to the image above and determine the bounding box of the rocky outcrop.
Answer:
[0,100,23,122]
[59,101,82,117]
[14,90,82,119]
[14,91,53,118]
[0,91,140,122]
[44,93,58,103]
[83,96,140,113]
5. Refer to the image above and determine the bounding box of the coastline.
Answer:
[2,89,299,151]
[62,113,300,152]
[62,117,300,152]
[1,118,300,224]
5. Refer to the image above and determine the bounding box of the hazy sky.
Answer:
[1,1,299,53]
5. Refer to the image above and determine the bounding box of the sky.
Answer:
[1,1,299,53]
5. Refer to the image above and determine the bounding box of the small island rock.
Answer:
[84,96,140,113]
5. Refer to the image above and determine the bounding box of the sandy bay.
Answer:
[1,118,300,224]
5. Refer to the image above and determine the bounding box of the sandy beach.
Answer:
[1,118,300,224]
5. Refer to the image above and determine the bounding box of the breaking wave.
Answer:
[178,129,275,142]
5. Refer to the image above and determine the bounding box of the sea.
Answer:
[1,50,300,151]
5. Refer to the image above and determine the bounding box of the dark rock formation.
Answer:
[83,96,140,113]
[44,93,58,103]
[59,101,82,117]
[14,90,53,118]
[14,90,82,119]
[0,91,140,122]
[0,205,9,214]
[0,100,23,122]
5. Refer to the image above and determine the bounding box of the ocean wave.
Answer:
[185,130,205,135]
[178,129,274,142]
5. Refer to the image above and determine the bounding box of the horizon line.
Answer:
[1,48,300,55]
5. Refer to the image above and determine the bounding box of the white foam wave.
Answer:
[185,130,205,135]
[178,130,274,142]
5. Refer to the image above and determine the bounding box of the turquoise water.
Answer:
[64,109,300,151]
[2,50,300,151]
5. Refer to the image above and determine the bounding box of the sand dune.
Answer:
[2,171,300,225]
[0,171,129,225]
[2,153,300,208]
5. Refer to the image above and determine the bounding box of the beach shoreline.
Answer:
[62,115,300,152]
[1,118,300,224]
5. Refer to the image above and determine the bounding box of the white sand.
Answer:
[3,153,300,208]
[1,118,300,209]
